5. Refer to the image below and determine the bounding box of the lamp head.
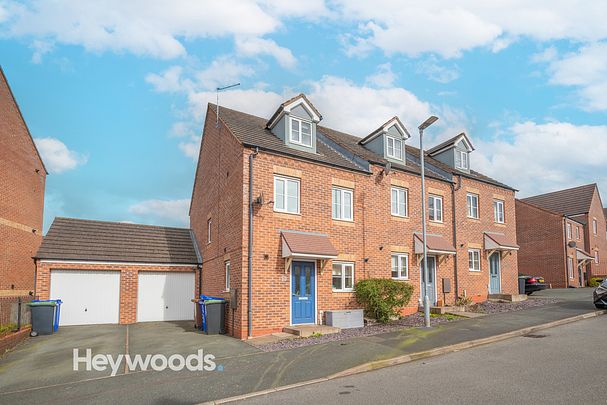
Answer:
[419,116,439,131]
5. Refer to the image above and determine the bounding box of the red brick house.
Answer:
[517,184,607,285]
[190,94,519,339]
[34,218,200,325]
[516,199,592,288]
[0,66,47,298]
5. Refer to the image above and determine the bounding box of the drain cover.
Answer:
[523,333,547,338]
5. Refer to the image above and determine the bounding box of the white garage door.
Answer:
[137,272,195,322]
[50,270,121,326]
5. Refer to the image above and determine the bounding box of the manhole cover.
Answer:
[523,334,547,338]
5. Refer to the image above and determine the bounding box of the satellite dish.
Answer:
[384,162,392,174]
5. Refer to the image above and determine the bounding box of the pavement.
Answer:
[236,315,607,404]
[0,288,601,405]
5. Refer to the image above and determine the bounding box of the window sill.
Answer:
[391,278,409,282]
[391,214,409,221]
[332,290,354,294]
[469,270,482,274]
[273,211,302,220]
[428,221,445,227]
[493,222,506,227]
[466,216,480,221]
[332,219,355,227]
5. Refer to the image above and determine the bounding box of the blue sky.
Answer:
[1,1,606,232]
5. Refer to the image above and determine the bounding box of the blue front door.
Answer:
[291,261,315,324]
[489,253,501,294]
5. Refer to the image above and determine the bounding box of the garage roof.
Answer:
[36,217,200,265]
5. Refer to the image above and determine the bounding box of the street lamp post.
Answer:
[419,115,439,328]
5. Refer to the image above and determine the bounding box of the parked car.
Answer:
[519,275,548,295]
[593,279,607,309]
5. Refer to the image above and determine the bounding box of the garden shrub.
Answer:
[588,277,603,288]
[355,278,414,323]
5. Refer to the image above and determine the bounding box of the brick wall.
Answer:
[0,69,46,293]
[584,189,607,278]
[189,111,245,337]
[35,261,197,324]
[455,177,518,301]
[516,200,570,288]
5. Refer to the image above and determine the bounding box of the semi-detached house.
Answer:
[190,94,520,339]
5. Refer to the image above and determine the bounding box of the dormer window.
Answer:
[386,135,403,160]
[290,117,312,147]
[456,150,469,170]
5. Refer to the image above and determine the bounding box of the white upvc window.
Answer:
[332,187,353,221]
[567,257,574,279]
[468,249,481,272]
[466,193,479,219]
[595,251,600,264]
[274,176,300,214]
[207,218,212,244]
[332,262,354,292]
[289,117,312,147]
[391,253,409,280]
[593,218,598,235]
[493,199,505,223]
[567,223,572,239]
[391,187,408,217]
[386,135,403,160]
[576,226,580,240]
[456,150,469,170]
[429,195,443,222]
[225,260,231,291]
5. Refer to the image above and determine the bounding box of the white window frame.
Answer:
[289,117,312,147]
[567,256,574,279]
[332,262,354,292]
[429,195,443,223]
[225,260,231,291]
[593,218,598,235]
[567,223,572,240]
[456,150,469,170]
[468,249,481,272]
[386,135,403,160]
[207,218,212,244]
[595,251,600,264]
[576,226,580,240]
[273,175,300,214]
[466,193,479,219]
[391,253,409,280]
[493,199,505,224]
[332,187,354,221]
[391,187,408,217]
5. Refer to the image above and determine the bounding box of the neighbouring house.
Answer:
[517,184,607,285]
[189,94,519,339]
[34,218,201,325]
[0,66,47,300]
[516,199,592,288]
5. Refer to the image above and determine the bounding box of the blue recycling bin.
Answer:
[198,295,226,334]
[31,299,62,331]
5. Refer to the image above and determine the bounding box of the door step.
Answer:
[488,294,527,302]
[283,325,340,337]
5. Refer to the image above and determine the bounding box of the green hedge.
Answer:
[355,278,414,323]
[588,277,604,288]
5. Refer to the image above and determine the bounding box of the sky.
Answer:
[1,1,606,233]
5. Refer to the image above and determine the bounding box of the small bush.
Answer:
[588,277,604,288]
[355,278,414,323]
[455,295,473,307]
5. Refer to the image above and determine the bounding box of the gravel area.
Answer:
[470,297,561,314]
[251,313,459,352]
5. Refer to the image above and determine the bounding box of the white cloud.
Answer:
[475,121,607,197]
[178,137,202,160]
[30,40,53,64]
[128,198,190,226]
[416,56,460,83]
[336,1,607,58]
[544,42,607,111]
[235,37,296,69]
[365,63,396,88]
[34,137,87,174]
[145,66,187,93]
[195,56,255,89]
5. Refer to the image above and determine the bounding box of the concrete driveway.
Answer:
[0,321,258,395]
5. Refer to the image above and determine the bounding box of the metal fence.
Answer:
[0,296,32,330]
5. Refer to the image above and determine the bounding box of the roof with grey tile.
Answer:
[36,217,200,264]
[521,184,598,216]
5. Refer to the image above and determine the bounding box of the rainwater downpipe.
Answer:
[451,175,462,301]
[247,147,258,338]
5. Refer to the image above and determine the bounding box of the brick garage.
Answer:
[0,67,47,298]
[190,95,520,339]
[35,218,200,325]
